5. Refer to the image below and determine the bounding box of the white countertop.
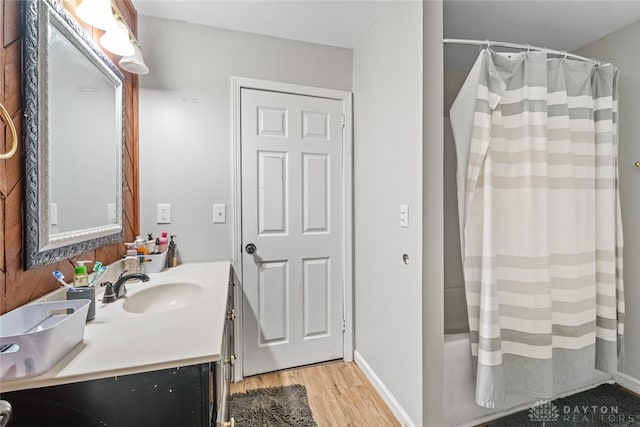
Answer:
[0,261,231,393]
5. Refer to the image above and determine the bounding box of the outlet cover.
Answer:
[157,203,172,224]
[213,204,226,224]
[107,203,117,224]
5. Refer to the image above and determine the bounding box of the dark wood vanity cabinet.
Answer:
[215,278,236,426]
[3,364,212,426]
[2,281,235,427]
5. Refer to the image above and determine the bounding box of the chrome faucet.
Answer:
[103,271,149,303]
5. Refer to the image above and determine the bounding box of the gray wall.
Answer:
[443,67,470,333]
[422,1,445,425]
[137,16,352,262]
[352,2,423,425]
[575,21,640,384]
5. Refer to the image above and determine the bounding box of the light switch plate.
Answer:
[400,204,409,228]
[157,203,172,224]
[213,204,226,224]
[50,203,58,226]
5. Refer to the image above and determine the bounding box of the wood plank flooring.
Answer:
[230,361,400,427]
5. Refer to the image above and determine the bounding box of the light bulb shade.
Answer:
[76,0,116,30]
[100,21,135,56]
[119,44,149,75]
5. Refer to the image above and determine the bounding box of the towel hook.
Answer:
[0,102,17,160]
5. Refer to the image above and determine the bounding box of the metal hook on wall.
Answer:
[0,102,17,160]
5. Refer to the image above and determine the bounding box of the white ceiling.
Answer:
[132,0,640,65]
[131,0,389,48]
[444,1,640,69]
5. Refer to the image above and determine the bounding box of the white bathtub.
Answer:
[444,332,614,426]
[444,332,509,426]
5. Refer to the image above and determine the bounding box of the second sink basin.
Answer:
[122,282,204,314]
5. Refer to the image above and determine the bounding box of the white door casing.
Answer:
[240,88,345,376]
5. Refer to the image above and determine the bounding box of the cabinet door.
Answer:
[4,365,210,427]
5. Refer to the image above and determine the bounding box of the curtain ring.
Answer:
[561,50,568,60]
[525,44,531,52]
[0,102,17,160]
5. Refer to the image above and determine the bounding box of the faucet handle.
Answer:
[102,282,116,303]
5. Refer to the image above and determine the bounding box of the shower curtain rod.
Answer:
[443,38,607,65]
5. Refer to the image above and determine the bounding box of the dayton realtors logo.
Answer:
[528,400,640,424]
[528,400,560,425]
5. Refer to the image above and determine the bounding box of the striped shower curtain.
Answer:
[450,49,624,409]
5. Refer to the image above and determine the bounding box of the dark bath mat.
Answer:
[486,383,640,426]
[229,384,317,427]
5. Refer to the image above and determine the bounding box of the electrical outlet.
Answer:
[157,203,172,224]
[213,204,226,224]
[107,203,117,224]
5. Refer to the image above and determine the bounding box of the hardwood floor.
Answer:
[230,361,400,426]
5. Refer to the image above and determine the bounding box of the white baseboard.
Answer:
[353,350,416,427]
[615,371,640,395]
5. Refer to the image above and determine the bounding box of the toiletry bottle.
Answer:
[166,235,178,268]
[124,243,139,273]
[73,260,90,287]
[138,254,145,274]
[135,235,148,255]
[154,237,161,254]
[159,232,168,253]
[146,233,155,254]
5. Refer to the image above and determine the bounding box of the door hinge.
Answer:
[342,319,346,332]
[341,114,345,129]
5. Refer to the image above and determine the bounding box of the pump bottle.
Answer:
[73,260,90,287]
[166,235,178,268]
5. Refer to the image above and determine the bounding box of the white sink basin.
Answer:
[122,282,204,314]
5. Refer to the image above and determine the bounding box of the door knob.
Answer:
[245,243,256,254]
[0,400,12,427]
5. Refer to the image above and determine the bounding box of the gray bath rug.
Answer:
[487,384,640,426]
[229,384,318,427]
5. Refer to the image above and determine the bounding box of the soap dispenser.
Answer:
[73,260,91,287]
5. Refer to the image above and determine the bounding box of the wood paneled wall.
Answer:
[0,0,139,314]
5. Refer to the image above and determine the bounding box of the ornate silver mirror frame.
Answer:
[23,0,125,270]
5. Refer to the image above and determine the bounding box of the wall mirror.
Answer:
[23,0,124,269]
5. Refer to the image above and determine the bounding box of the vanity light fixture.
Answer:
[75,0,116,30]
[100,17,135,56]
[76,0,149,74]
[119,41,149,75]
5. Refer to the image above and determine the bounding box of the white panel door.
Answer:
[241,88,344,376]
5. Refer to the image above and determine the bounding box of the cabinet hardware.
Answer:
[223,418,236,427]
[230,354,237,366]
[227,309,237,321]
